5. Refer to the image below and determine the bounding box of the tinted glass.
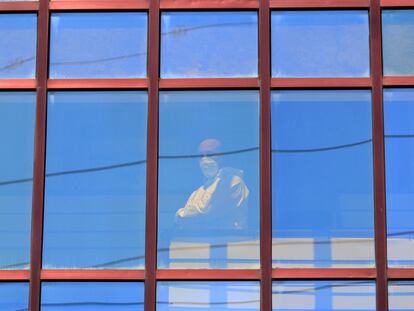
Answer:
[158,91,260,268]
[0,92,35,270]
[157,281,260,310]
[271,11,370,77]
[272,281,376,310]
[41,282,144,310]
[161,12,258,78]
[0,14,37,78]
[50,13,147,78]
[272,90,374,268]
[389,281,414,311]
[0,283,29,311]
[383,10,414,76]
[43,91,147,269]
[384,89,414,267]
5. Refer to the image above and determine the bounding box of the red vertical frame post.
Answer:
[145,0,160,310]
[259,0,272,310]
[370,0,388,310]
[29,0,49,309]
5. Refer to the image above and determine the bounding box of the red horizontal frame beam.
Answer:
[157,269,261,280]
[0,79,36,89]
[381,0,414,6]
[270,0,370,8]
[272,77,372,88]
[388,268,414,279]
[47,78,148,89]
[41,270,145,280]
[383,76,414,87]
[272,268,377,279]
[159,78,259,89]
[0,270,30,281]
[0,1,38,11]
[49,0,149,10]
[160,0,259,9]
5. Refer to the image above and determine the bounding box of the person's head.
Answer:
[198,138,221,178]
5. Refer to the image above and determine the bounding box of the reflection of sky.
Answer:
[49,13,147,78]
[41,282,144,311]
[383,10,414,76]
[161,12,258,78]
[0,92,35,269]
[272,11,370,77]
[388,281,414,310]
[157,281,260,311]
[158,91,260,268]
[0,14,37,78]
[384,89,414,267]
[0,283,29,310]
[271,90,374,267]
[43,92,147,269]
[272,281,376,310]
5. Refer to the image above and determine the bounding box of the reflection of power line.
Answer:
[273,280,373,295]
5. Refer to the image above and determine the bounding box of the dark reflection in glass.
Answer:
[389,281,414,310]
[271,11,370,77]
[272,90,374,268]
[0,14,37,78]
[49,12,147,78]
[157,281,260,310]
[383,10,414,76]
[43,91,147,269]
[384,89,414,267]
[41,282,144,311]
[0,282,29,311]
[0,92,35,270]
[158,91,260,268]
[272,281,376,310]
[161,12,258,78]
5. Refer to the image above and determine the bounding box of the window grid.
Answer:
[0,0,413,310]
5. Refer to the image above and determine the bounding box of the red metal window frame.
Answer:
[0,0,413,310]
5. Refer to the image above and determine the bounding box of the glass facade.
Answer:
[0,0,412,310]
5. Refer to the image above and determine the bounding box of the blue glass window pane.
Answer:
[158,91,260,268]
[272,281,376,310]
[49,13,147,78]
[157,281,260,310]
[161,12,258,78]
[0,92,35,270]
[271,11,370,77]
[0,283,29,311]
[43,91,147,269]
[41,282,144,311]
[0,14,37,78]
[389,281,414,310]
[271,90,374,268]
[383,10,414,76]
[384,89,414,267]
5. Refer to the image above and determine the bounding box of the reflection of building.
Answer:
[0,0,413,310]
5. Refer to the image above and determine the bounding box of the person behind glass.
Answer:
[175,138,249,230]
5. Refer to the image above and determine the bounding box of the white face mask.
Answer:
[199,156,219,178]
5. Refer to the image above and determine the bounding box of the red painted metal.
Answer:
[383,76,414,86]
[381,0,414,6]
[0,79,36,89]
[0,1,38,11]
[48,79,148,89]
[159,78,259,89]
[270,0,369,8]
[260,1,272,311]
[271,77,372,89]
[144,0,160,310]
[0,270,30,281]
[41,270,145,280]
[157,269,260,280]
[29,0,49,309]
[272,268,377,279]
[388,268,414,279]
[49,0,149,10]
[160,0,259,9]
[370,0,389,310]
